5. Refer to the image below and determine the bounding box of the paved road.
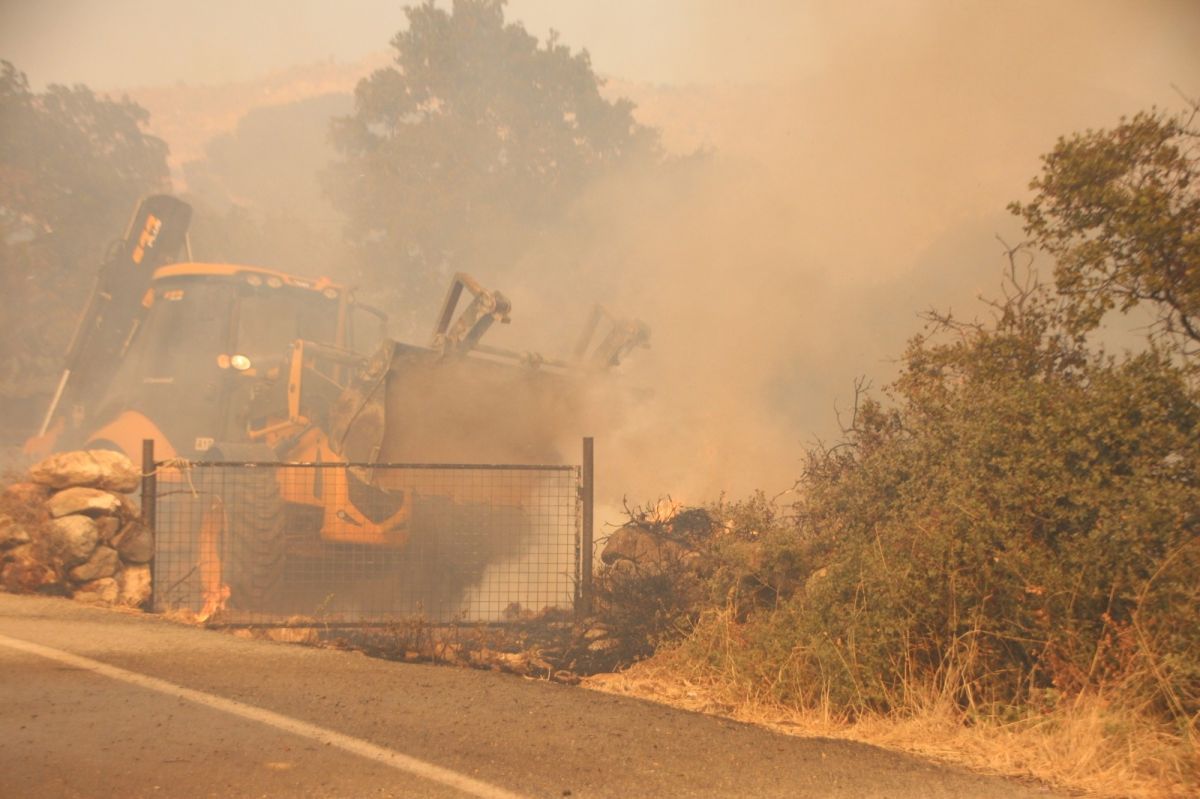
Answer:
[0,594,1062,798]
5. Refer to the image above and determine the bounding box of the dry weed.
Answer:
[585,653,1198,799]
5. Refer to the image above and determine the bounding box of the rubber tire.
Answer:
[203,444,285,613]
[220,465,285,612]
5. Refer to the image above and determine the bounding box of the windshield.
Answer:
[90,275,343,450]
[91,278,235,448]
[117,279,235,384]
[234,282,340,365]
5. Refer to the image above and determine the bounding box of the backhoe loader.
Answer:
[27,195,648,617]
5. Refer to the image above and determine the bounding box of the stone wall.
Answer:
[0,451,153,607]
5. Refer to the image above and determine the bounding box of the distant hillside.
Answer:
[123,54,389,170]
[114,57,697,250]
[121,56,696,184]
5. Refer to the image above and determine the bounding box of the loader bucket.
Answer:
[329,341,584,468]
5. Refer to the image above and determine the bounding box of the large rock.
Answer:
[0,545,60,593]
[600,524,700,576]
[112,520,154,564]
[47,487,123,519]
[30,450,140,493]
[73,577,119,604]
[118,565,152,608]
[0,514,31,550]
[95,516,122,543]
[114,492,140,520]
[68,546,121,583]
[91,450,141,493]
[3,482,51,506]
[50,515,99,565]
[30,452,105,490]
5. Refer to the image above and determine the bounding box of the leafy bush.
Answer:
[630,106,1200,792]
[674,263,1199,738]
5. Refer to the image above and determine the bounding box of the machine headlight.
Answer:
[230,354,253,371]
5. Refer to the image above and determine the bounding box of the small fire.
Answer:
[197,499,229,621]
[647,497,684,524]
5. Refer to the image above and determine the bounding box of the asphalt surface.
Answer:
[0,594,1064,798]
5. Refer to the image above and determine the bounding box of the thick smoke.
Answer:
[5,1,1195,511]
[473,0,1200,506]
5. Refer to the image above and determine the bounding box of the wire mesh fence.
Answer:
[149,457,584,625]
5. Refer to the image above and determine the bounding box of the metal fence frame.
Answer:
[141,437,594,626]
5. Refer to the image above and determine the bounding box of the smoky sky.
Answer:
[4,1,1195,92]
[3,0,1198,506]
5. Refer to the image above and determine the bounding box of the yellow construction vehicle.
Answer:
[27,195,648,617]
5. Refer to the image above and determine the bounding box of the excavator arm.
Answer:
[430,272,512,356]
[32,195,192,447]
[572,304,651,372]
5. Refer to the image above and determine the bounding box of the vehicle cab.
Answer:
[78,263,386,460]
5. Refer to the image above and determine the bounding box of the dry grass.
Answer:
[585,654,1198,799]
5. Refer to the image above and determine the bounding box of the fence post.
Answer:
[141,438,156,611]
[580,436,594,617]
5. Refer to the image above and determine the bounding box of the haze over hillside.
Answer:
[5,1,1197,501]
[124,55,389,170]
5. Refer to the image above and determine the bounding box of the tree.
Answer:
[324,0,660,311]
[180,94,354,282]
[0,62,169,439]
[1011,103,1200,356]
[185,92,351,222]
[0,62,170,261]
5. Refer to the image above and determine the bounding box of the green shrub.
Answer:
[679,268,1198,732]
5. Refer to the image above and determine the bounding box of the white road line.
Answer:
[0,633,528,799]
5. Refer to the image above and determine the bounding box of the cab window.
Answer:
[234,284,338,365]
